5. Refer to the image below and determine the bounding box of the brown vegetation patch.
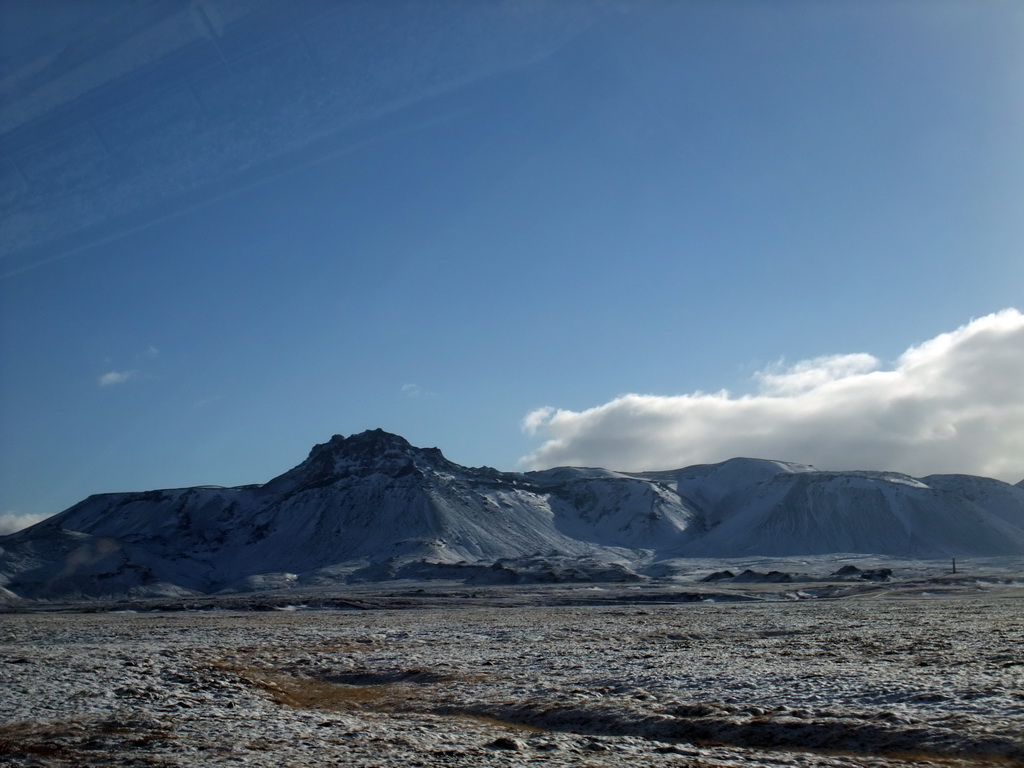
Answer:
[249,670,420,711]
[228,664,474,715]
[0,719,177,765]
[217,656,1024,767]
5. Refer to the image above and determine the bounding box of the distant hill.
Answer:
[2,429,1024,600]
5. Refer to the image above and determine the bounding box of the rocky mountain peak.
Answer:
[268,429,450,491]
[339,428,414,453]
[322,429,449,465]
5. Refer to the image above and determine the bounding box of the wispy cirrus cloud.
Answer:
[98,369,139,387]
[96,346,160,387]
[401,383,434,398]
[521,309,1024,482]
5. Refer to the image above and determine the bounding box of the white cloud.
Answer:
[401,383,434,398]
[755,353,879,395]
[522,406,556,434]
[98,369,138,387]
[0,512,49,535]
[520,309,1024,482]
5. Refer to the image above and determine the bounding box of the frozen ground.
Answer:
[2,563,1023,767]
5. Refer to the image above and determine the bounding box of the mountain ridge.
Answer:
[2,429,1024,600]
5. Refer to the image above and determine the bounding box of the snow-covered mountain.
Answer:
[670,459,1024,558]
[2,429,1024,600]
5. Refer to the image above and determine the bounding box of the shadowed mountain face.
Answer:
[2,429,1024,600]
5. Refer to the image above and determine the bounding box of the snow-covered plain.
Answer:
[2,562,1022,768]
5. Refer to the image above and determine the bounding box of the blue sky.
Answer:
[2,1,1024,528]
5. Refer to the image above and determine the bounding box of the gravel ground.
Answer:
[2,587,1022,767]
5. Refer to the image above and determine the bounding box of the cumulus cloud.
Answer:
[755,353,879,396]
[0,512,49,535]
[520,309,1024,482]
[98,369,138,387]
[522,406,556,433]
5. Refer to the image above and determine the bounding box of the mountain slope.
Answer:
[0,431,701,598]
[2,430,1024,600]
[674,464,1024,557]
